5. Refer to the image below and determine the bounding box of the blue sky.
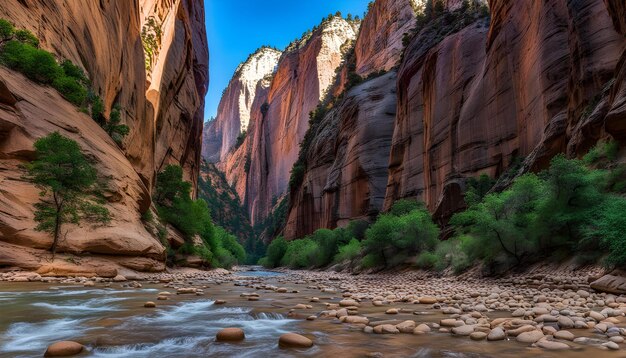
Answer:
[204,0,370,121]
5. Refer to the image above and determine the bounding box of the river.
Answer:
[0,267,622,357]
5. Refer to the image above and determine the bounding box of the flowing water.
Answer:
[0,269,622,358]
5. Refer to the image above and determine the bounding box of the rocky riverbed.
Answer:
[0,265,624,357]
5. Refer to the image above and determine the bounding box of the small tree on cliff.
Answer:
[26,132,110,258]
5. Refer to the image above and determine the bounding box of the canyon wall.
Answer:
[385,0,625,222]
[283,0,625,239]
[0,0,208,275]
[202,47,281,164]
[246,17,358,224]
[354,0,416,76]
[284,0,415,239]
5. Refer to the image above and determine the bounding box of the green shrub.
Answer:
[289,162,306,192]
[261,236,288,268]
[583,140,619,165]
[103,105,130,145]
[415,251,439,269]
[61,60,87,83]
[451,174,546,266]
[334,239,361,263]
[360,253,382,269]
[216,226,246,263]
[0,19,14,41]
[90,95,104,123]
[345,220,369,241]
[389,199,424,216]
[588,195,626,267]
[362,207,439,268]
[235,130,247,149]
[280,238,319,268]
[0,41,62,84]
[464,174,496,206]
[15,29,39,47]
[52,76,87,105]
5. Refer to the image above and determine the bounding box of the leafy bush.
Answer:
[587,195,626,267]
[61,60,87,83]
[285,238,320,269]
[584,140,619,165]
[0,41,61,84]
[103,105,130,145]
[362,207,439,269]
[389,199,424,216]
[0,19,14,41]
[260,236,288,268]
[90,94,104,123]
[15,29,39,47]
[215,226,246,263]
[235,130,247,149]
[52,76,87,105]
[334,239,361,263]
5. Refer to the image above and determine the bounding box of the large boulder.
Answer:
[590,270,626,294]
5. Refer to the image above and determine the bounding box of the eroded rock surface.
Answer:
[0,0,208,272]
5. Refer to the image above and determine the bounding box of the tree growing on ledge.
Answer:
[26,132,110,258]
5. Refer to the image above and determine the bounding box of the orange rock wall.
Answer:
[0,0,208,273]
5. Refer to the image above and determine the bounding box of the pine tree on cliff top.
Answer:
[26,132,110,258]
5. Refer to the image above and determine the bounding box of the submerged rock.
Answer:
[44,341,84,357]
[279,333,313,348]
[216,328,245,342]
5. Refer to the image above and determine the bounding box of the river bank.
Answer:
[0,265,624,357]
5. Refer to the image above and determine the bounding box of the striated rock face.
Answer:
[247,17,357,224]
[202,47,281,163]
[141,0,209,193]
[283,0,625,239]
[0,0,208,273]
[385,0,625,222]
[284,72,398,239]
[354,0,416,76]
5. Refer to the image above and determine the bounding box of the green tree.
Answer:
[0,19,14,42]
[362,207,439,268]
[0,41,62,84]
[15,29,39,47]
[389,199,424,216]
[538,155,606,248]
[590,196,626,267]
[155,164,192,206]
[103,105,130,145]
[334,239,361,264]
[451,174,546,266]
[260,236,288,268]
[26,132,110,257]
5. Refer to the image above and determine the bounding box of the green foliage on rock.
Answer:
[14,29,39,47]
[421,141,626,272]
[0,19,14,41]
[26,132,110,257]
[103,105,130,145]
[155,164,245,269]
[0,40,61,83]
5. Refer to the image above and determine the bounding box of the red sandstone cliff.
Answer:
[0,0,208,276]
[283,0,625,239]
[246,17,358,224]
[385,0,625,222]
[202,47,281,164]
